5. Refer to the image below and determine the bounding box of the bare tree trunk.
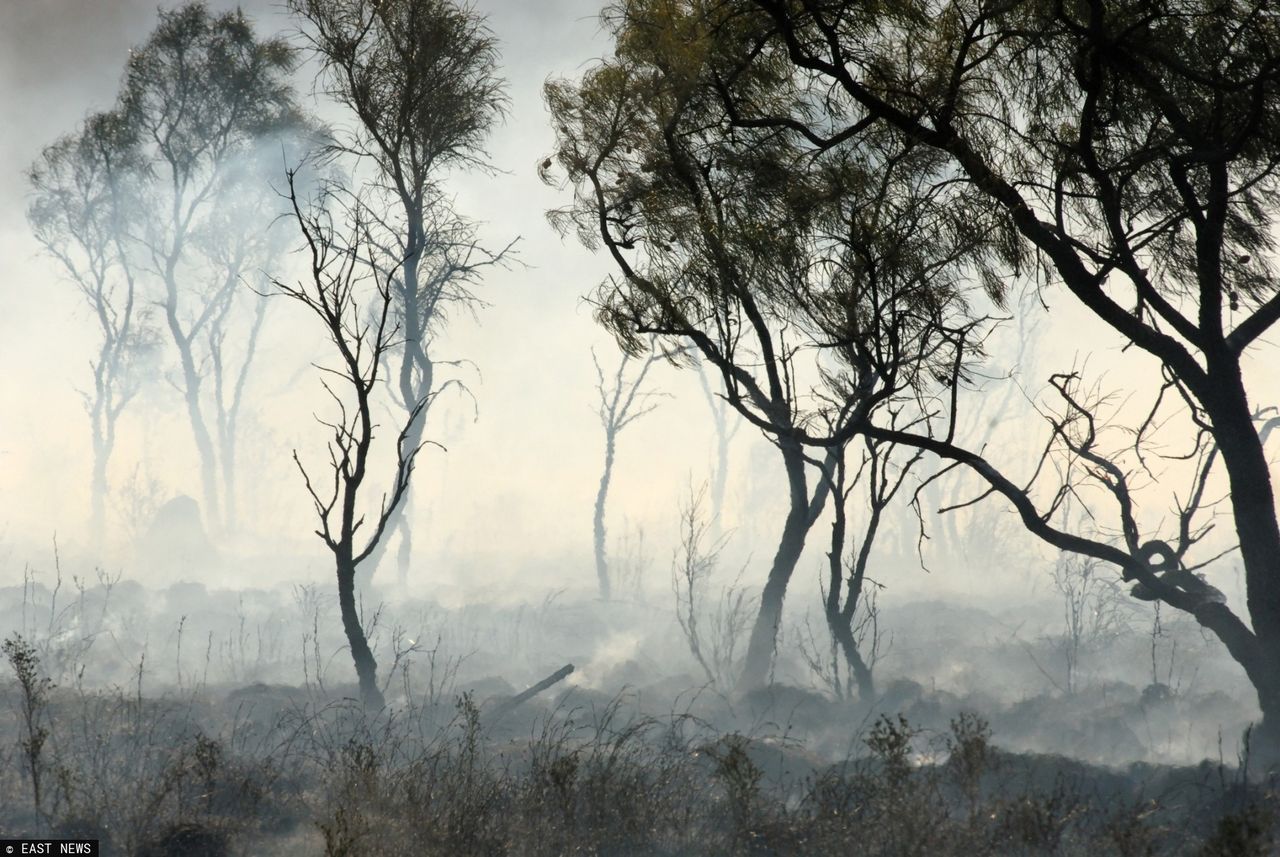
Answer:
[88,341,115,553]
[358,515,394,590]
[164,264,221,531]
[594,431,617,600]
[183,382,220,533]
[396,493,414,590]
[1203,362,1280,750]
[590,343,666,601]
[336,556,384,709]
[824,461,876,701]
[215,290,268,535]
[358,501,410,591]
[89,437,109,552]
[739,443,836,689]
[375,218,430,589]
[831,620,874,700]
[358,414,424,588]
[740,513,809,689]
[89,353,114,550]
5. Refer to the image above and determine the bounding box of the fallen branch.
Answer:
[483,663,575,724]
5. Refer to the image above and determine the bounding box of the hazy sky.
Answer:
[0,0,787,600]
[1,0,1270,616]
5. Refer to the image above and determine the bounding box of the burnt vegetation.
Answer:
[3,577,1280,856]
[9,0,1280,853]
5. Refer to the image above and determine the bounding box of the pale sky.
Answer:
[0,0,783,600]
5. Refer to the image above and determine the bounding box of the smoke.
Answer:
[0,0,1271,773]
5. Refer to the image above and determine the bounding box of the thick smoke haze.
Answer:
[1,0,1276,782]
[0,0,992,601]
[1,0,692,593]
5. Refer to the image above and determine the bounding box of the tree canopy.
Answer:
[547,0,1012,684]
[551,0,1280,735]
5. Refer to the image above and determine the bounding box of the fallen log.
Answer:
[483,663,575,724]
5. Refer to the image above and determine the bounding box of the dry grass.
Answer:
[3,635,1278,856]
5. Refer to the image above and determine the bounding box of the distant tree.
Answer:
[545,3,991,688]
[671,482,755,692]
[917,295,1044,573]
[27,111,157,549]
[693,352,744,541]
[290,0,514,588]
[274,169,426,710]
[117,1,307,533]
[721,0,1280,749]
[1049,530,1133,696]
[196,147,300,534]
[591,338,668,600]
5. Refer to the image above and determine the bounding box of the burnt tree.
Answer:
[729,0,1280,748]
[275,171,426,709]
[290,0,513,587]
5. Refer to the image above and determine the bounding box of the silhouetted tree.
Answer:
[27,112,157,549]
[545,3,992,688]
[666,0,1280,748]
[290,0,514,588]
[274,169,427,710]
[693,352,744,541]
